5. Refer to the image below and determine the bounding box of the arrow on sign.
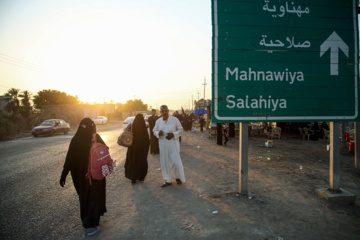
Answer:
[320,31,349,76]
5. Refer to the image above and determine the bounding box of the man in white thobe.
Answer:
[153,105,186,187]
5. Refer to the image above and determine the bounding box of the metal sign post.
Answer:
[355,122,360,169]
[239,123,248,194]
[211,0,359,200]
[330,122,340,190]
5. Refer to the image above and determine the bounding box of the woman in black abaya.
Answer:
[59,118,107,236]
[124,114,150,184]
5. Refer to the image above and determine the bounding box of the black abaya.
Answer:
[217,123,223,145]
[229,123,235,137]
[60,118,107,228]
[125,114,150,182]
[148,115,159,154]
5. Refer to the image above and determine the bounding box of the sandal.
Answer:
[160,181,172,187]
[176,179,182,185]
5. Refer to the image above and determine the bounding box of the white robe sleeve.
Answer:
[172,117,183,140]
[153,119,160,138]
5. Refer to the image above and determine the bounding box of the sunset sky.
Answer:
[0,0,212,110]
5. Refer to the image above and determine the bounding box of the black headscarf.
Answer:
[125,114,150,182]
[132,114,149,147]
[62,118,97,186]
[148,113,159,154]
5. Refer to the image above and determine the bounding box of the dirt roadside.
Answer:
[95,128,360,240]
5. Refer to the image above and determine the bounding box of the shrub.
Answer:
[0,117,17,140]
[0,114,40,140]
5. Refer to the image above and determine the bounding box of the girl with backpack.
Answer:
[59,118,107,236]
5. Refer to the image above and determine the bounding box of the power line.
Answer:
[0,59,48,74]
[0,58,48,73]
[0,53,47,69]
[0,84,23,94]
[0,53,49,74]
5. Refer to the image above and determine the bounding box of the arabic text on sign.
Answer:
[263,0,310,18]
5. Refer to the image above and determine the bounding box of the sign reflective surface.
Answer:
[212,0,359,122]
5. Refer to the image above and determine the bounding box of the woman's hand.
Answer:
[60,176,66,187]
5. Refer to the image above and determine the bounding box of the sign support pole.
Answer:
[355,122,360,169]
[239,122,248,194]
[330,122,340,190]
[316,122,356,203]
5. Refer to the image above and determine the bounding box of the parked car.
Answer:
[123,116,135,130]
[123,115,150,130]
[92,116,108,125]
[31,119,70,137]
[144,115,152,127]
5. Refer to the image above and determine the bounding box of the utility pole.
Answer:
[192,95,194,110]
[202,77,207,108]
[197,91,200,101]
[202,77,207,100]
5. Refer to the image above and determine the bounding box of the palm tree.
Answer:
[19,90,33,117]
[4,88,20,115]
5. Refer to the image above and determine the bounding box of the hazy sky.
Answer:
[0,0,212,110]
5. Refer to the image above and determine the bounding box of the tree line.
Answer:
[4,88,208,119]
[0,88,148,140]
[3,88,148,118]
[1,87,208,140]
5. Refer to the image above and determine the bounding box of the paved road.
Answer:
[0,123,124,239]
[2,123,360,240]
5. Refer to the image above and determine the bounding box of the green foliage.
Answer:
[19,90,33,117]
[33,89,79,109]
[4,88,33,118]
[0,116,17,140]
[0,114,39,140]
[121,99,148,112]
[115,102,124,112]
[1,87,80,140]
[4,88,20,117]
[194,99,209,109]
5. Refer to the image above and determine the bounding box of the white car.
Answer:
[92,116,108,125]
[123,116,149,130]
[144,115,152,127]
[123,116,135,130]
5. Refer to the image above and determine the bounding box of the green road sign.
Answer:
[211,0,359,122]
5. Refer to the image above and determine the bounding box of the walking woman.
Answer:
[124,114,150,184]
[59,118,107,236]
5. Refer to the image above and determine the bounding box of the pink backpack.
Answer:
[86,134,116,185]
